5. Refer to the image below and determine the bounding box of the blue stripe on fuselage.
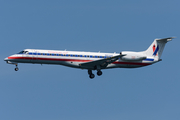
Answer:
[144,58,154,61]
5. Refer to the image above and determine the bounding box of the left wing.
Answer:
[79,54,126,69]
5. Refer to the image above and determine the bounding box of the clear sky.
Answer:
[1,0,180,120]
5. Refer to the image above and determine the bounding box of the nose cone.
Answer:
[4,57,9,61]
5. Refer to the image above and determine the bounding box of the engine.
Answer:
[120,51,146,61]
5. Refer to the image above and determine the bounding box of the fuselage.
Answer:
[4,37,173,79]
[4,49,156,70]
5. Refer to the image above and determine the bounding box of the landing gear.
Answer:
[89,74,95,79]
[15,68,19,71]
[88,70,103,79]
[97,70,102,76]
[15,64,19,71]
[88,70,95,79]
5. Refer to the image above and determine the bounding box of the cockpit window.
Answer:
[18,51,24,54]
[24,51,28,54]
[17,51,28,54]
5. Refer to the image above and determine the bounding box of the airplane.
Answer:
[4,37,174,79]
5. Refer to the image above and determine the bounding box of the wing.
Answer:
[79,54,126,70]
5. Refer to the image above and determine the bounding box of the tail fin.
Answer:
[145,37,175,59]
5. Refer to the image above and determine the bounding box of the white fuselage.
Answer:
[5,49,155,70]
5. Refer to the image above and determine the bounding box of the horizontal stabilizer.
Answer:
[156,37,175,42]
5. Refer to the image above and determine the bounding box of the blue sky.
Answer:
[1,0,180,120]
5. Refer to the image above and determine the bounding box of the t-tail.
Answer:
[144,37,175,60]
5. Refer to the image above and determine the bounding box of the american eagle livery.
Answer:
[4,37,174,79]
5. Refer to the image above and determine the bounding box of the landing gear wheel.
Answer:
[14,64,19,71]
[89,74,95,79]
[15,68,19,71]
[97,70,102,76]
[88,70,92,75]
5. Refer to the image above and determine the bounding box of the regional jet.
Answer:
[4,37,174,79]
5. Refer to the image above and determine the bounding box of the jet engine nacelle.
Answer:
[120,51,146,61]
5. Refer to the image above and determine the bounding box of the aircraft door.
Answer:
[22,51,30,62]
[32,50,38,61]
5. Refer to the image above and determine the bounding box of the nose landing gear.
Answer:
[15,64,19,71]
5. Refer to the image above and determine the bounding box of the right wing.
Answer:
[79,54,126,69]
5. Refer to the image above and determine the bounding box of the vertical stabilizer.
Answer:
[145,37,174,59]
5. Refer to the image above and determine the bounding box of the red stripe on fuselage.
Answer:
[8,56,91,62]
[7,56,151,66]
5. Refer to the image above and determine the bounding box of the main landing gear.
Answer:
[15,64,19,71]
[97,70,102,76]
[88,70,95,79]
[88,70,103,79]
